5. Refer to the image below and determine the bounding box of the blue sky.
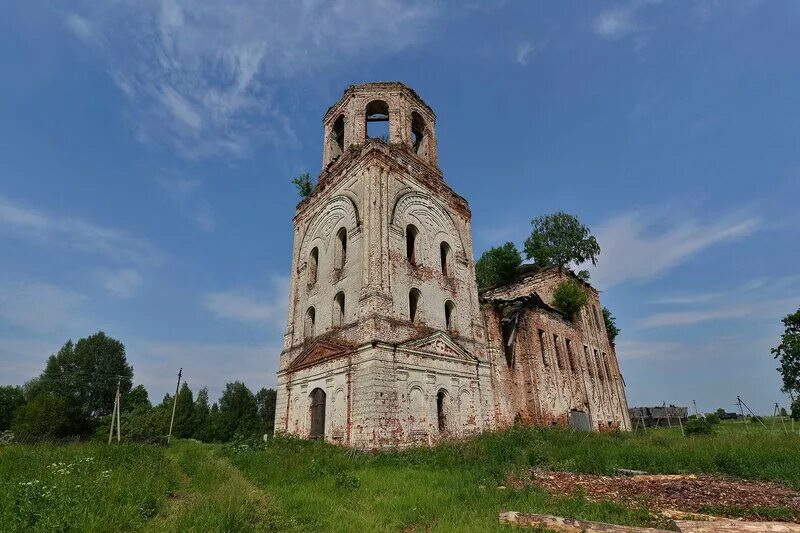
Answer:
[1,0,798,414]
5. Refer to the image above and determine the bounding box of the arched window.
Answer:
[409,288,421,323]
[335,227,347,269]
[444,300,455,332]
[436,389,449,433]
[406,225,418,264]
[333,291,345,327]
[365,100,389,141]
[308,247,319,285]
[309,388,326,440]
[439,241,451,276]
[411,111,426,156]
[304,307,316,339]
[331,114,345,158]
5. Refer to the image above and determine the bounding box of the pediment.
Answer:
[288,339,350,371]
[400,331,476,362]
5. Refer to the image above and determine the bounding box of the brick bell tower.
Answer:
[275,82,493,448]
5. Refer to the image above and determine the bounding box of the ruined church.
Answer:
[275,82,631,447]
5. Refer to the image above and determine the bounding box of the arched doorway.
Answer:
[309,388,326,440]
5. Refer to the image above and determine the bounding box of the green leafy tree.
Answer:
[36,332,133,433]
[173,382,195,438]
[780,406,788,417]
[715,408,727,419]
[12,395,73,437]
[552,279,588,319]
[219,381,260,440]
[126,384,151,411]
[202,403,225,442]
[193,387,211,439]
[772,308,800,399]
[292,172,313,198]
[523,212,600,277]
[602,307,620,345]
[475,242,522,289]
[256,388,277,436]
[0,386,25,430]
[792,398,800,421]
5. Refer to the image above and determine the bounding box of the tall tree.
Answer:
[193,387,211,439]
[523,212,600,279]
[37,332,133,433]
[475,242,522,289]
[255,388,277,436]
[126,384,151,411]
[773,308,800,399]
[12,395,72,437]
[0,386,25,430]
[173,382,195,438]
[219,381,260,440]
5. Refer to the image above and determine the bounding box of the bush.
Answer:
[684,418,715,436]
[552,279,588,319]
[705,413,720,425]
[12,394,73,437]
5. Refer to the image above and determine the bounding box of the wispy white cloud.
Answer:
[98,268,144,298]
[0,196,163,267]
[134,339,280,399]
[0,282,87,332]
[63,0,441,158]
[638,296,800,329]
[203,275,288,327]
[593,8,639,40]
[156,175,215,231]
[590,210,759,289]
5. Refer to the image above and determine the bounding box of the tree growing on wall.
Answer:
[292,172,313,198]
[773,307,800,406]
[475,242,522,289]
[524,211,600,280]
[552,279,588,319]
[603,307,620,345]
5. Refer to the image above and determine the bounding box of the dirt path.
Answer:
[149,441,298,532]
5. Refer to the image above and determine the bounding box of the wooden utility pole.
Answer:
[108,379,121,444]
[167,368,182,445]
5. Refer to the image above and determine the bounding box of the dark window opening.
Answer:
[502,319,516,369]
[538,330,549,367]
[584,345,594,377]
[411,111,426,155]
[308,247,319,285]
[366,100,390,142]
[333,292,345,327]
[602,352,612,379]
[594,349,604,381]
[436,389,448,433]
[305,307,316,339]
[566,339,577,374]
[309,388,326,440]
[336,227,347,269]
[331,115,345,158]
[406,225,418,264]
[409,288,421,323]
[553,334,564,371]
[440,241,450,276]
[445,300,455,332]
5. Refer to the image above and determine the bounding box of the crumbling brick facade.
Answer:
[275,83,630,448]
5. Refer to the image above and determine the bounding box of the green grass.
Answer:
[1,422,798,532]
[0,442,180,532]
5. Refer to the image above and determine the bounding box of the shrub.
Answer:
[705,413,720,425]
[553,279,588,319]
[684,418,715,436]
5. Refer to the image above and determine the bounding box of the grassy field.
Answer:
[1,420,798,532]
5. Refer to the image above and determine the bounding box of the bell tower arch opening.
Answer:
[365,99,389,142]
